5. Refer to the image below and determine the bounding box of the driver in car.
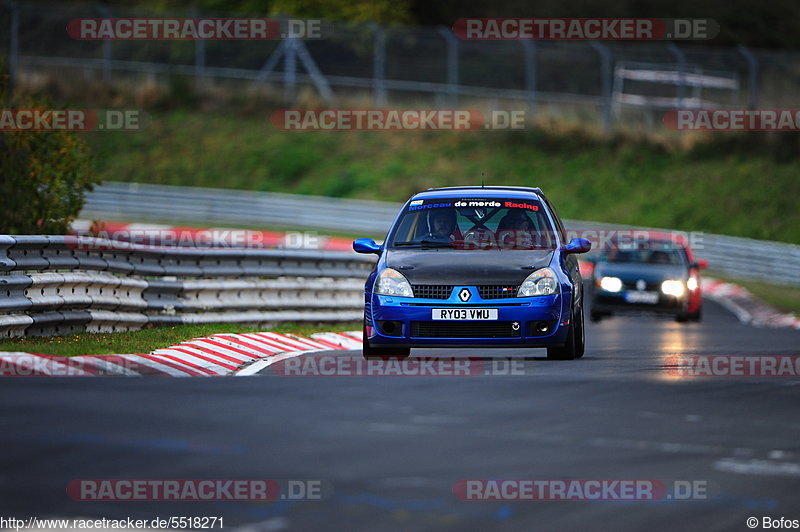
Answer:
[496,210,537,248]
[428,209,462,242]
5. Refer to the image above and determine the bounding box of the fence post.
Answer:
[520,40,536,116]
[666,42,686,108]
[284,38,297,104]
[437,26,458,107]
[4,0,19,94]
[193,8,206,89]
[737,45,759,109]
[96,4,112,83]
[590,42,612,133]
[372,23,386,107]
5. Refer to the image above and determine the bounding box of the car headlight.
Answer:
[661,279,685,297]
[687,277,698,291]
[599,276,622,293]
[518,268,560,297]
[375,268,414,297]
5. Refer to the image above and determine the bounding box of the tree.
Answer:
[0,70,99,234]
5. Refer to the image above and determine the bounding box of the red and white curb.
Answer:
[701,278,800,330]
[0,331,363,377]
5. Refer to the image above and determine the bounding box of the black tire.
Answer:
[688,307,702,322]
[675,312,689,323]
[547,315,578,361]
[575,305,586,359]
[362,323,411,360]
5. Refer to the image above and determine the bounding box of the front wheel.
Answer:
[362,324,411,360]
[575,305,586,359]
[547,313,582,361]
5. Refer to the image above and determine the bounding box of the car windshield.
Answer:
[388,197,557,250]
[601,243,686,265]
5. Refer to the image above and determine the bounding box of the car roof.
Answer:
[602,235,690,250]
[411,186,545,200]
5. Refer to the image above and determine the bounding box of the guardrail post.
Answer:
[372,23,386,107]
[589,42,612,133]
[667,42,686,108]
[437,26,459,107]
[520,39,536,116]
[737,45,759,109]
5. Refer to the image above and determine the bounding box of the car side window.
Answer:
[541,196,568,244]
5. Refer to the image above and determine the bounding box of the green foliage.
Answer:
[105,0,412,25]
[0,74,99,234]
[107,0,800,48]
[83,109,800,244]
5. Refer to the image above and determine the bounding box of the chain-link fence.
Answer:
[3,1,800,130]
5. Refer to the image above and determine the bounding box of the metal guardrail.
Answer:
[82,182,401,235]
[0,235,374,338]
[81,182,800,286]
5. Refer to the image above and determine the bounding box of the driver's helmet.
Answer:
[428,209,457,236]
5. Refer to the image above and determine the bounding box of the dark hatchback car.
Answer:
[589,237,706,323]
[353,186,592,360]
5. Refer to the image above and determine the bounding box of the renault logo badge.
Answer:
[458,288,471,302]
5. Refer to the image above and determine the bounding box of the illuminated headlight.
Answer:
[599,276,622,293]
[687,277,698,291]
[661,280,685,298]
[375,268,414,297]
[518,268,559,297]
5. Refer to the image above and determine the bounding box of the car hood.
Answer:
[385,249,555,285]
[593,262,686,282]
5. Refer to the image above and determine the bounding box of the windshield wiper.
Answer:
[394,239,453,248]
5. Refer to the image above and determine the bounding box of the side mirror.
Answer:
[564,237,592,254]
[353,238,381,255]
[694,259,708,270]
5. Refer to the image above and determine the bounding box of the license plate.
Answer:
[624,291,659,304]
[432,308,498,320]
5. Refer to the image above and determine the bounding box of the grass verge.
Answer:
[83,109,800,244]
[707,272,800,315]
[0,323,360,357]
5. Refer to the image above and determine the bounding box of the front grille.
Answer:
[622,281,660,291]
[411,285,519,300]
[411,321,522,338]
[412,285,454,299]
[477,285,519,299]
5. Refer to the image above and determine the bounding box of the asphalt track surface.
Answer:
[1,300,798,531]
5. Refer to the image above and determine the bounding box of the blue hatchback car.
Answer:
[353,186,592,360]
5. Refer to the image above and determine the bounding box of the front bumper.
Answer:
[366,291,570,348]
[591,290,686,315]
